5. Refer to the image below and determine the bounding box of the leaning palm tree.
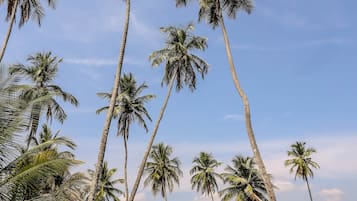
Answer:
[88,0,131,199]
[175,1,276,200]
[128,24,209,201]
[220,155,268,201]
[0,0,57,62]
[9,52,79,149]
[87,161,124,201]
[96,73,154,200]
[190,152,222,201]
[284,141,319,201]
[144,143,182,201]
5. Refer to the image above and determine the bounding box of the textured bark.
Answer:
[219,18,277,201]
[0,0,18,62]
[124,134,129,201]
[87,0,130,200]
[306,177,313,201]
[128,72,176,201]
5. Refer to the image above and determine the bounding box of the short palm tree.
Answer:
[96,73,154,200]
[220,156,268,201]
[144,143,182,201]
[175,1,275,200]
[9,52,78,149]
[87,161,124,201]
[190,152,222,201]
[0,0,57,62]
[88,0,131,199]
[129,23,209,201]
[284,141,319,201]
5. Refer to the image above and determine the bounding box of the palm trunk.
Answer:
[87,0,130,200]
[123,132,129,201]
[305,177,313,201]
[219,18,276,201]
[208,186,214,201]
[0,0,18,63]
[164,194,168,201]
[128,72,177,201]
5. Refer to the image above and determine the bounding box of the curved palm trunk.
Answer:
[0,0,18,63]
[219,18,276,201]
[123,134,129,201]
[87,0,130,200]
[305,177,313,201]
[128,72,176,201]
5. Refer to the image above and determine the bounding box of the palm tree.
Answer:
[284,141,319,201]
[88,0,131,199]
[96,73,154,200]
[144,143,182,201]
[87,161,124,201]
[9,52,78,149]
[128,24,209,201]
[220,155,268,201]
[190,152,222,201]
[0,0,57,62]
[175,1,276,200]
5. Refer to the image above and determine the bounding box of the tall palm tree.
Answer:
[87,161,124,201]
[96,73,154,201]
[9,52,79,149]
[128,24,209,201]
[190,152,222,201]
[144,143,182,201]
[284,141,319,201]
[175,1,276,200]
[88,0,131,199]
[0,0,57,62]
[220,155,268,201]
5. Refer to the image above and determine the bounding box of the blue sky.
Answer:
[1,0,357,200]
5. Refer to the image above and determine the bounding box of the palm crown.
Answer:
[285,141,320,180]
[190,152,222,200]
[220,156,268,201]
[1,0,56,27]
[176,0,253,28]
[144,143,182,200]
[149,23,209,91]
[96,73,154,139]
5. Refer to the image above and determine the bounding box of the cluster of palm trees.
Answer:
[0,0,322,201]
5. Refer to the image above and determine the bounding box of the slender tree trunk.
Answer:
[0,0,18,63]
[87,0,130,200]
[219,18,276,201]
[208,186,214,201]
[164,194,168,201]
[123,132,129,201]
[128,72,177,201]
[305,177,313,201]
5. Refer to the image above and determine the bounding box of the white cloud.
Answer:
[223,114,244,121]
[319,188,344,201]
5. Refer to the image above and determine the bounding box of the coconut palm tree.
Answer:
[96,73,154,200]
[87,161,124,201]
[220,155,268,201]
[144,143,182,201]
[9,52,78,149]
[88,0,131,199]
[190,152,222,201]
[175,1,276,200]
[284,141,319,201]
[128,24,209,201]
[0,0,57,62]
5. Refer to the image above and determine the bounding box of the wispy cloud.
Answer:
[233,38,354,52]
[224,114,244,121]
[65,58,117,66]
[319,188,344,201]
